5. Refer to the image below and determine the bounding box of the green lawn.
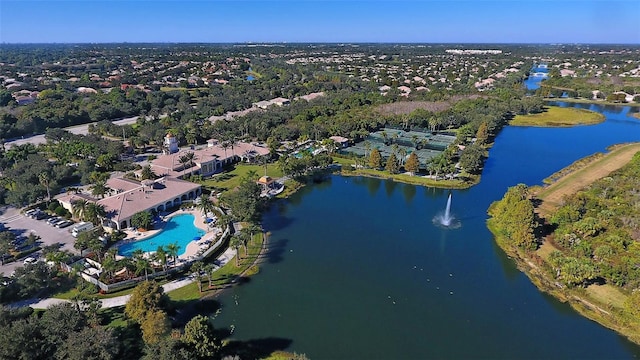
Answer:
[201,164,283,192]
[511,106,605,127]
[168,232,264,302]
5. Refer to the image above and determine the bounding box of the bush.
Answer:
[54,206,69,217]
[47,201,59,212]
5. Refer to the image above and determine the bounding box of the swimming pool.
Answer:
[118,214,205,257]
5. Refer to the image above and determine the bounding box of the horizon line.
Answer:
[2,41,640,46]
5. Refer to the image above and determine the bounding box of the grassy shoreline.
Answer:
[334,156,477,189]
[544,97,640,108]
[510,106,605,127]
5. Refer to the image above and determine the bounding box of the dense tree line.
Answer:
[545,152,640,289]
[0,130,133,206]
[488,184,538,251]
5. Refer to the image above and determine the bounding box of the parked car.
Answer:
[34,211,48,220]
[47,216,61,225]
[23,257,37,265]
[56,220,73,228]
[25,209,38,217]
[49,218,65,226]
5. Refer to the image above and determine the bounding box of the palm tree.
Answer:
[205,263,217,289]
[196,194,215,218]
[246,223,262,245]
[132,249,151,280]
[90,180,110,199]
[71,199,89,221]
[411,134,419,149]
[154,246,168,272]
[38,172,51,203]
[101,255,118,282]
[230,237,242,266]
[237,231,250,257]
[363,140,372,158]
[178,154,190,173]
[185,151,196,176]
[166,242,179,266]
[191,261,204,293]
[221,141,230,160]
[119,257,135,279]
[398,147,407,166]
[86,202,107,226]
[140,165,156,180]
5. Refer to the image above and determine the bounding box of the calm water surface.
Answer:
[214,103,640,359]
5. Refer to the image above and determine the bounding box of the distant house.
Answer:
[330,136,350,148]
[253,97,291,109]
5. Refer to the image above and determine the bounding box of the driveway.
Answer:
[0,206,78,276]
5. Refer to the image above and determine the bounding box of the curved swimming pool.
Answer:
[118,214,205,257]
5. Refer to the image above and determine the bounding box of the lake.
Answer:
[214,102,640,359]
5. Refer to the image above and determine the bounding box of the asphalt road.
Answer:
[4,116,139,149]
[0,206,78,276]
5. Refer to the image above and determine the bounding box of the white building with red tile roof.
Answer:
[149,140,270,178]
[57,177,201,230]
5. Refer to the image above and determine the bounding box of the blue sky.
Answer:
[1,0,638,43]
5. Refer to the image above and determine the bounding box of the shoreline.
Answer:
[544,97,640,108]
[488,143,640,346]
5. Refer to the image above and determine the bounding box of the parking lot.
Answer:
[0,206,78,276]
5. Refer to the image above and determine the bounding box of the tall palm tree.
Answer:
[71,199,89,221]
[140,165,156,180]
[363,140,371,158]
[230,237,242,266]
[178,154,190,173]
[86,202,107,226]
[191,261,205,293]
[205,263,217,289]
[196,194,215,218]
[90,180,110,199]
[238,231,250,257]
[154,246,168,272]
[398,147,407,166]
[132,249,151,280]
[246,223,262,245]
[101,255,118,282]
[38,172,51,203]
[185,151,196,176]
[221,141,230,160]
[166,242,179,266]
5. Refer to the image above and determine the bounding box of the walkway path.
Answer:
[21,247,237,310]
[536,142,640,216]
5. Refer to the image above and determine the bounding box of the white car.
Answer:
[23,257,38,265]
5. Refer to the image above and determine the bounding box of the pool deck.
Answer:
[120,209,222,261]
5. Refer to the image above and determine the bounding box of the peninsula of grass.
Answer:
[510,106,605,127]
